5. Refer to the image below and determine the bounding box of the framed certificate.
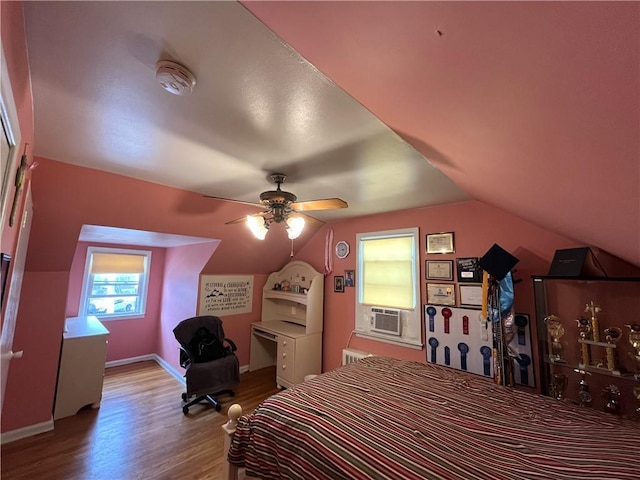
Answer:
[426,232,455,254]
[426,283,456,306]
[458,283,483,308]
[456,257,481,283]
[425,260,454,281]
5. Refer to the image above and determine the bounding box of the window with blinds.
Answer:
[80,247,151,319]
[355,228,422,349]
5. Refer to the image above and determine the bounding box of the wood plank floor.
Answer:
[1,361,279,480]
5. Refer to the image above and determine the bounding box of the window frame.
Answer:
[354,227,422,349]
[79,246,151,320]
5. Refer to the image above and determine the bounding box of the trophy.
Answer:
[574,368,593,407]
[603,327,622,373]
[576,317,592,366]
[627,323,640,372]
[584,301,602,342]
[550,373,568,400]
[545,315,565,362]
[601,384,621,415]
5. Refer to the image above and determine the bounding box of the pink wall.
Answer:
[157,242,219,372]
[67,242,167,362]
[293,200,584,386]
[2,2,631,434]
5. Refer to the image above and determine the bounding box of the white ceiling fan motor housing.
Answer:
[156,60,196,96]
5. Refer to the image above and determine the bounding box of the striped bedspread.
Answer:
[228,356,639,479]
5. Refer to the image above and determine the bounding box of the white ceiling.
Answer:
[23,1,467,224]
[79,225,218,248]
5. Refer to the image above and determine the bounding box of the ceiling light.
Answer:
[286,217,305,240]
[156,60,196,96]
[246,215,268,240]
[246,214,305,240]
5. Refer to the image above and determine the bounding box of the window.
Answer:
[80,247,151,319]
[355,228,422,348]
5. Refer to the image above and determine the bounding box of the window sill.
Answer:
[355,330,423,350]
[96,314,145,321]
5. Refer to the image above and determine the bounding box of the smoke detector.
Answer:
[155,60,196,96]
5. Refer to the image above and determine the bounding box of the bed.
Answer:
[222,356,639,480]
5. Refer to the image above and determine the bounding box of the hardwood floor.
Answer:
[1,361,279,480]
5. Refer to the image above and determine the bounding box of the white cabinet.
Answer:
[54,316,109,420]
[250,261,324,388]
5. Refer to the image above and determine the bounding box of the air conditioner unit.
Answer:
[371,307,401,336]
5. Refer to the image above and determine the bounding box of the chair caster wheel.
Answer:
[183,406,189,415]
[215,404,222,412]
[182,393,188,401]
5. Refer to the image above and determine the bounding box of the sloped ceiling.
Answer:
[242,1,640,266]
[21,1,639,266]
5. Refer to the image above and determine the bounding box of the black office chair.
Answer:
[173,315,240,414]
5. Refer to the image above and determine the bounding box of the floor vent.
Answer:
[342,348,373,366]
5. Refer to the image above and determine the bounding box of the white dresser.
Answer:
[250,261,323,388]
[54,316,109,420]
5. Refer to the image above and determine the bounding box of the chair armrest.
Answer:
[224,338,238,352]
[179,346,194,368]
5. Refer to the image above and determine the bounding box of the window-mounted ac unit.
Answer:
[371,307,401,336]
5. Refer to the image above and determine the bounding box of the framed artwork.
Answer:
[426,232,455,254]
[456,257,482,283]
[426,282,455,306]
[344,270,355,287]
[425,260,453,281]
[458,283,483,309]
[334,275,345,293]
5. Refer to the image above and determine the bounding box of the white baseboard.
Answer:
[105,354,249,381]
[1,355,250,444]
[1,418,54,445]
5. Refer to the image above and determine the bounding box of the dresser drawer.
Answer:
[277,336,295,382]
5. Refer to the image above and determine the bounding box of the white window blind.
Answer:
[91,253,146,274]
[362,236,415,309]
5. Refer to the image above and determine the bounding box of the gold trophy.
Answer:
[545,315,565,363]
[584,301,602,342]
[627,323,640,372]
[576,317,592,366]
[603,327,622,373]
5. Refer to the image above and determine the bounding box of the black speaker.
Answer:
[479,244,519,281]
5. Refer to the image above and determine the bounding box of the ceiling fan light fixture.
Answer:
[246,215,268,240]
[286,216,305,239]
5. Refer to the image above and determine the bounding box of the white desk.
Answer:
[250,320,321,389]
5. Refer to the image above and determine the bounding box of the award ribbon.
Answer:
[426,306,436,332]
[442,307,452,334]
[457,342,469,371]
[480,346,492,376]
[428,337,439,363]
[444,346,451,366]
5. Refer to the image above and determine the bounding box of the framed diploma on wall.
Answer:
[456,257,481,283]
[458,283,483,309]
[425,260,454,281]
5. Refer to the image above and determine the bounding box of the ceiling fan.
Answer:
[207,173,348,239]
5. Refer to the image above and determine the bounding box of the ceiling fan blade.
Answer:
[225,211,268,225]
[203,195,263,208]
[290,198,348,212]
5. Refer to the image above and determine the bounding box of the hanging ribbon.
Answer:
[324,229,334,276]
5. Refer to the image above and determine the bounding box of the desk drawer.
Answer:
[277,336,295,383]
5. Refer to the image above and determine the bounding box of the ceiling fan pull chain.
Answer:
[290,238,294,257]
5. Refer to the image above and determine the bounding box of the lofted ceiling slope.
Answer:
[21,1,639,266]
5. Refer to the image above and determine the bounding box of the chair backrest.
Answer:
[173,315,226,348]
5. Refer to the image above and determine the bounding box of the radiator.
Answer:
[342,348,373,366]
